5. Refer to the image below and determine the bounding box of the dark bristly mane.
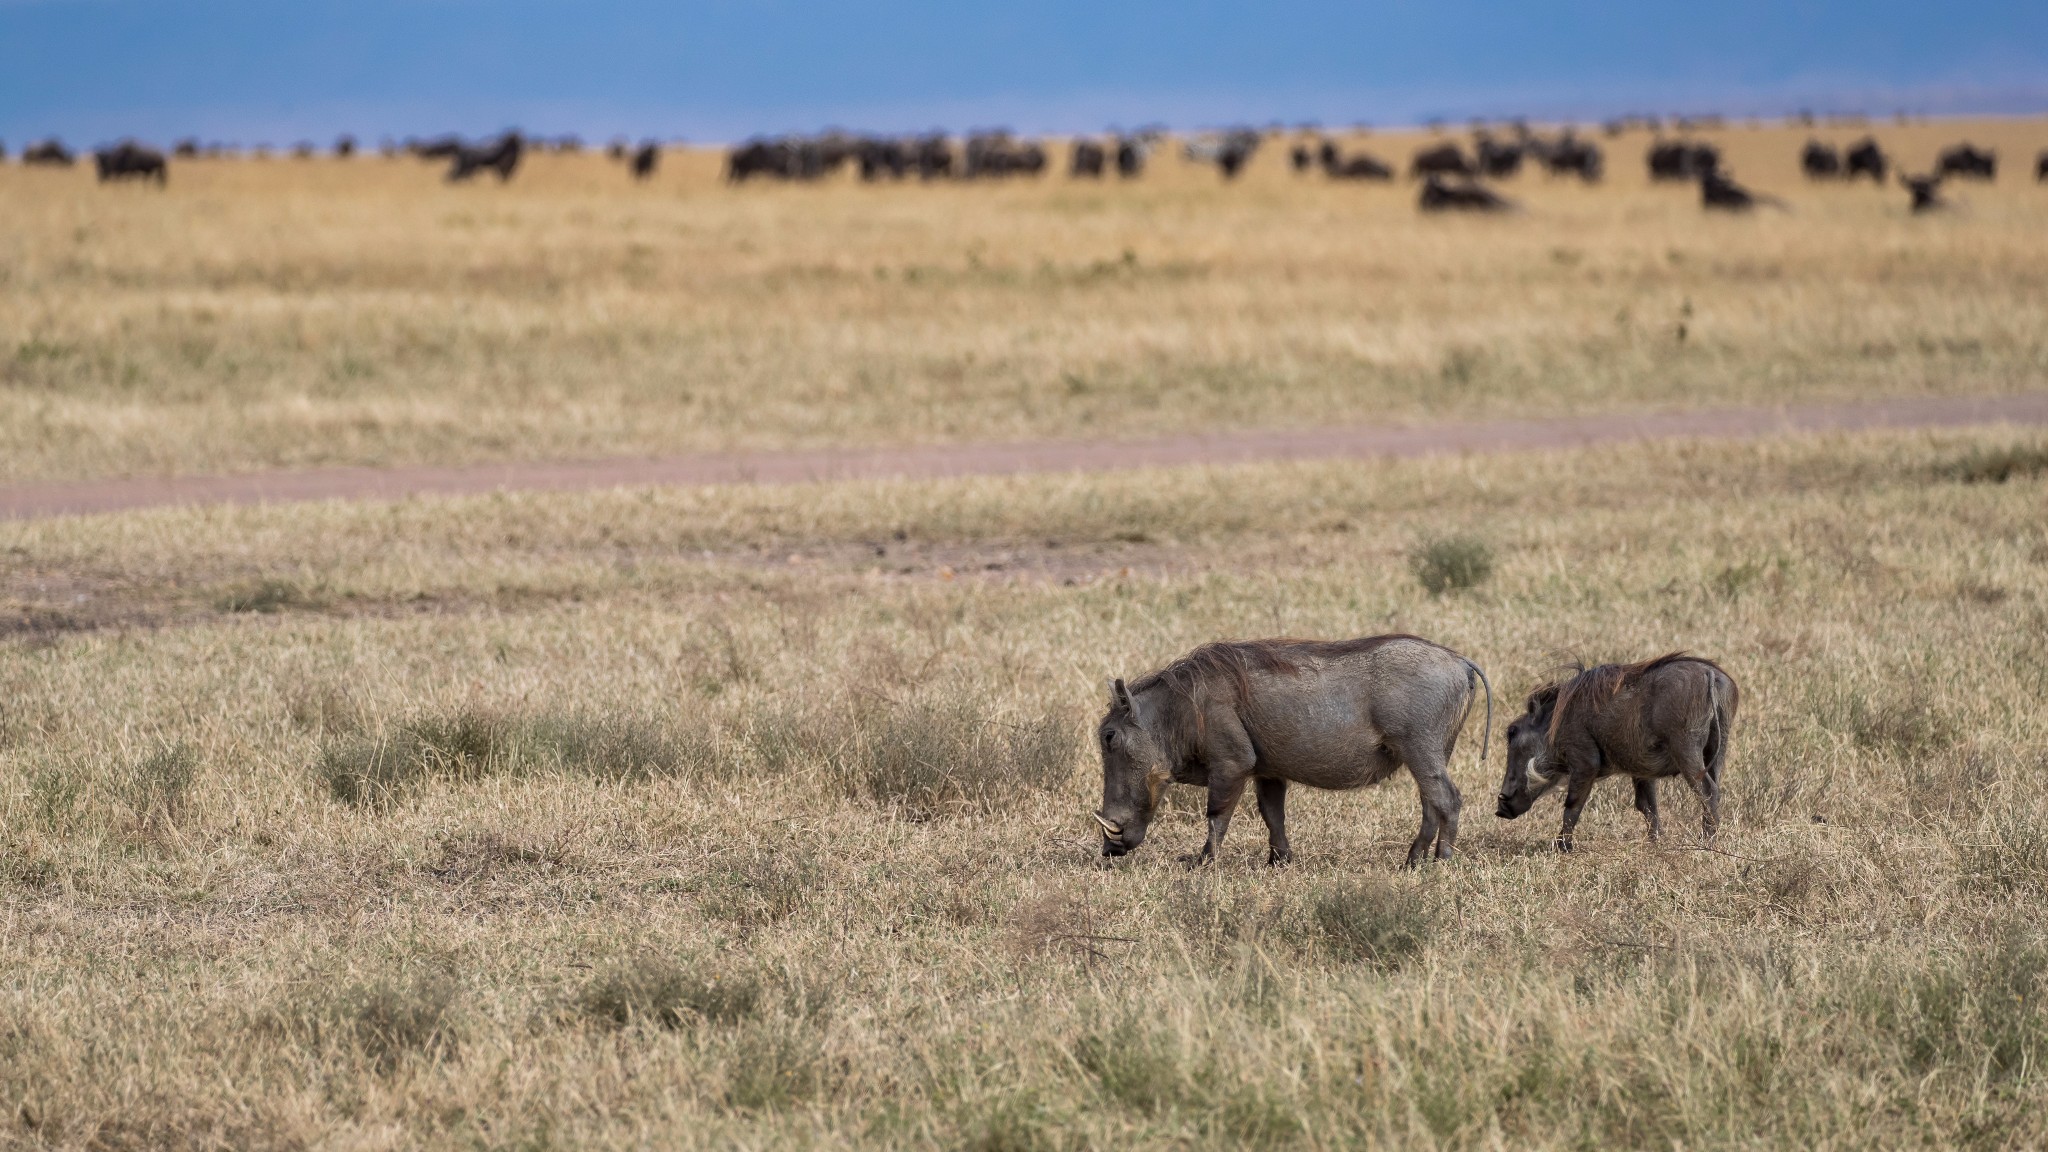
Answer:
[1133,635,1437,707]
[1545,652,1730,743]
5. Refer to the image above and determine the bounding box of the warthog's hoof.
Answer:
[1553,837,1574,854]
[1176,852,1214,870]
[1266,847,1294,867]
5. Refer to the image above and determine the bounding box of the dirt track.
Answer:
[5,393,2046,520]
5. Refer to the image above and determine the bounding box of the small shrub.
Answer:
[1964,808,2048,891]
[691,847,817,925]
[216,578,319,614]
[1934,444,2048,485]
[1840,694,1956,758]
[1313,879,1436,968]
[124,743,198,828]
[333,973,461,1073]
[317,705,696,805]
[1411,535,1493,595]
[721,1025,823,1111]
[844,697,1073,819]
[578,957,761,1031]
[29,765,85,831]
[1073,1020,1183,1115]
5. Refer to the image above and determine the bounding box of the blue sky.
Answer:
[3,1,2044,145]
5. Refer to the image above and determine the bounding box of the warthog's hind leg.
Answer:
[1633,778,1661,841]
[1255,777,1292,866]
[1403,751,1462,866]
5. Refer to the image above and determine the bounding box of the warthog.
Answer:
[1095,635,1491,868]
[1496,654,1738,851]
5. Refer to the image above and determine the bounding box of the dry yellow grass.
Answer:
[3,427,2046,1148]
[3,119,2046,482]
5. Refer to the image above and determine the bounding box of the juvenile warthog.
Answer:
[1496,654,1738,851]
[1095,636,1491,868]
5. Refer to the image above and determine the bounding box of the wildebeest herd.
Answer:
[1094,635,1739,868]
[5,124,2043,215]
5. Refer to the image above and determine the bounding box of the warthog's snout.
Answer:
[1094,812,1138,857]
[1496,796,1521,820]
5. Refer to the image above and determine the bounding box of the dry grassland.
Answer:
[3,427,2047,1149]
[3,119,2047,482]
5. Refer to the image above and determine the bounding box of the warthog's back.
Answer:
[1223,637,1478,790]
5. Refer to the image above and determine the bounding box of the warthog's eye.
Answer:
[1100,731,1117,751]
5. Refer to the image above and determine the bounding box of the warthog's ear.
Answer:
[1112,677,1132,713]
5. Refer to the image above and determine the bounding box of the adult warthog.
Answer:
[1095,636,1491,868]
[1495,653,1737,851]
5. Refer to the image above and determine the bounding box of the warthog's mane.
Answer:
[1540,652,1733,743]
[1134,635,1434,704]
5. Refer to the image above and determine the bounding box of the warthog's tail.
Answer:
[1704,669,1737,782]
[1461,660,1493,766]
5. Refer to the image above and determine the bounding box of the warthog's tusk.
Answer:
[1093,813,1122,838]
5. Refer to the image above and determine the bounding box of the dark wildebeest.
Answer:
[1214,131,1259,180]
[335,134,357,158]
[22,138,75,166]
[1323,144,1393,180]
[413,135,464,160]
[2037,150,2048,183]
[1411,142,1475,179]
[1290,142,1313,173]
[1701,170,1780,211]
[1070,139,1106,178]
[1937,143,1996,180]
[1115,137,1145,178]
[630,142,659,181]
[1539,132,1602,181]
[1495,654,1738,851]
[1419,176,1513,212]
[1902,172,1946,214]
[1475,134,1523,178]
[1801,139,1842,179]
[448,133,522,182]
[94,141,168,184]
[1094,636,1491,868]
[1845,137,1887,182]
[1647,139,1718,181]
[173,138,200,159]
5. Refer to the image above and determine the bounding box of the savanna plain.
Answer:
[3,120,2048,1151]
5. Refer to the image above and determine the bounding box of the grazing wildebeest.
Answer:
[447,133,522,182]
[1474,134,1523,178]
[94,141,168,184]
[22,138,75,166]
[1322,143,1393,180]
[1701,170,1779,211]
[1114,136,1145,178]
[1094,636,1491,868]
[1419,176,1513,212]
[335,134,357,158]
[1845,137,1887,182]
[1937,142,1996,180]
[1495,654,1737,851]
[1647,139,1719,181]
[1801,139,1843,179]
[630,142,659,180]
[1411,142,1475,179]
[1070,138,1106,178]
[2037,150,2048,183]
[1902,172,1946,214]
[1539,132,1602,181]
[1290,142,1313,173]
[173,138,200,159]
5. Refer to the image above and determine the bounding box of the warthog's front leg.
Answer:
[1633,778,1661,841]
[1254,777,1291,866]
[1555,772,1597,853]
[1188,775,1249,867]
